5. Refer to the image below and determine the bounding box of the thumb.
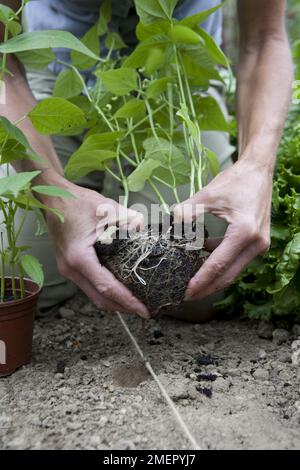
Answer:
[173,186,214,224]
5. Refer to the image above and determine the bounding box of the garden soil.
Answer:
[0,292,299,450]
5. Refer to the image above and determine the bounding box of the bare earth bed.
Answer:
[0,292,300,450]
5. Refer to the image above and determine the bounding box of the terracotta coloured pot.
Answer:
[0,278,40,378]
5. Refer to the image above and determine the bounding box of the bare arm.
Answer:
[0,0,63,175]
[0,1,149,318]
[176,0,293,300]
[237,0,293,164]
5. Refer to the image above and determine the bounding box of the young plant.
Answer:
[0,1,74,301]
[0,0,232,313]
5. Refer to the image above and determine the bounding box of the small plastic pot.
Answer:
[0,278,40,378]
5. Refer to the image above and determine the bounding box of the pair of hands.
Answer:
[46,157,272,319]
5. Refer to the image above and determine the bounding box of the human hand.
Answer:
[174,158,272,300]
[42,178,149,319]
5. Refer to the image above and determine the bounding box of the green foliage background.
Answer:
[219,2,300,320]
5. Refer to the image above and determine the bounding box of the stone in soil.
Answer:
[272,329,290,345]
[253,368,269,381]
[257,321,274,339]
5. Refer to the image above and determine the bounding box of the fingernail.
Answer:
[137,306,150,319]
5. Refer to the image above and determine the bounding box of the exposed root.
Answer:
[95,226,207,316]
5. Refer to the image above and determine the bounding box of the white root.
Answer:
[118,228,188,285]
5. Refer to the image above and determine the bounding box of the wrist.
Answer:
[238,138,277,176]
[33,169,79,205]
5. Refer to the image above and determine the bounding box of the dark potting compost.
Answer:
[95,223,208,316]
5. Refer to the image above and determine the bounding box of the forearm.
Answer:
[237,10,293,170]
[0,55,65,181]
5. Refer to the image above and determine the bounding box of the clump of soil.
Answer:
[95,223,208,316]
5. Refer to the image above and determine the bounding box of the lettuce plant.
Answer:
[218,107,300,320]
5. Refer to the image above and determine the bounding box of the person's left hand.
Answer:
[174,157,273,300]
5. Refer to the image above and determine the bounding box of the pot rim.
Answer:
[0,277,41,307]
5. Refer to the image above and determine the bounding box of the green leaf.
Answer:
[177,104,202,155]
[153,166,189,187]
[143,137,190,187]
[11,193,65,223]
[96,68,137,96]
[21,254,44,288]
[146,76,173,98]
[205,147,219,176]
[135,0,179,24]
[65,149,116,180]
[273,282,300,316]
[105,32,127,51]
[32,185,75,199]
[65,132,121,180]
[97,0,112,36]
[180,4,223,28]
[243,301,273,320]
[16,48,56,71]
[0,140,41,164]
[194,95,229,132]
[169,25,203,45]
[81,131,124,150]
[0,4,16,24]
[0,116,42,162]
[268,232,300,293]
[53,68,84,99]
[71,24,100,70]
[196,27,229,67]
[181,52,221,87]
[128,159,161,191]
[270,225,290,240]
[123,35,170,68]
[114,98,146,119]
[0,116,31,148]
[0,171,40,197]
[28,97,86,135]
[0,30,99,62]
[144,47,166,75]
[7,20,22,36]
[182,43,218,74]
[136,19,170,41]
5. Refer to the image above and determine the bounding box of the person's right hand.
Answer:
[40,174,150,319]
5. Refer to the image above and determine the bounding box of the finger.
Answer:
[75,248,150,319]
[70,270,132,313]
[204,237,223,252]
[173,187,215,223]
[188,241,260,300]
[185,224,251,300]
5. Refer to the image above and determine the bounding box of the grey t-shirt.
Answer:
[25,0,223,75]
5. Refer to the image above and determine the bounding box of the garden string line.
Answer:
[116,312,202,450]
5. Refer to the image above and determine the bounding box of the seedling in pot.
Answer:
[0,1,75,376]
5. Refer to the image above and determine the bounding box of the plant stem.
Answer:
[18,263,25,299]
[10,262,16,299]
[0,23,8,104]
[167,78,180,204]
[119,150,137,167]
[173,46,198,196]
[14,197,29,243]
[57,59,115,131]
[148,179,169,214]
[178,51,203,191]
[103,163,121,182]
[123,103,165,138]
